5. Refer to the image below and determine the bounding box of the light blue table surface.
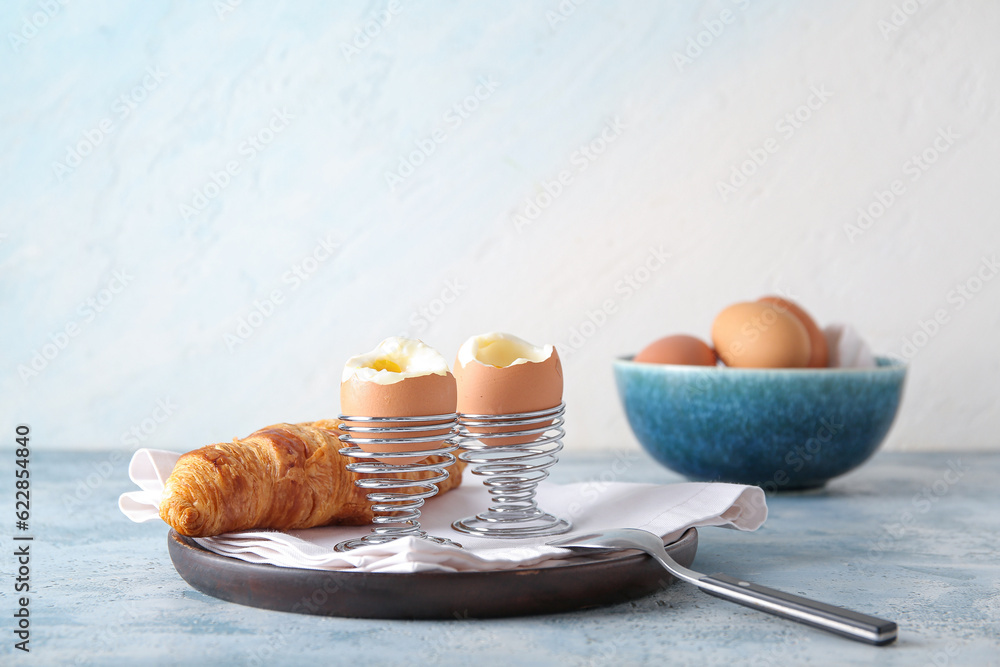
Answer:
[2,450,998,666]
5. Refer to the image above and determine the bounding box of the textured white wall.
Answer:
[2,0,998,454]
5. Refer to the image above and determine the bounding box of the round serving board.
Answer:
[167,527,698,620]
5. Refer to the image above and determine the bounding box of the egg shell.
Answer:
[634,334,717,366]
[757,296,829,368]
[712,301,811,368]
[340,372,457,464]
[454,348,563,446]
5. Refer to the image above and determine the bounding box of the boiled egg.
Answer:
[757,296,829,368]
[711,302,811,368]
[340,337,456,464]
[633,334,717,366]
[453,332,563,446]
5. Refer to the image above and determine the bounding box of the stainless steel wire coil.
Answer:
[452,402,572,538]
[334,413,462,552]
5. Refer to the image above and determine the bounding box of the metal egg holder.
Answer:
[336,403,572,551]
[334,413,462,552]
[453,402,572,539]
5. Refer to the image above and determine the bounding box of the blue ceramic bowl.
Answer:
[613,356,907,490]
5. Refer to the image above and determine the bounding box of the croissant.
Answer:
[159,420,465,537]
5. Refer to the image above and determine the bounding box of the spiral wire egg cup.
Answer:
[334,413,462,552]
[452,402,572,538]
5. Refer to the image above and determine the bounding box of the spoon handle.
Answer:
[697,573,897,645]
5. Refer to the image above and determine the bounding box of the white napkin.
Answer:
[824,323,877,368]
[120,449,767,573]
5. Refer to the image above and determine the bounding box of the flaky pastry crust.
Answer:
[159,420,464,537]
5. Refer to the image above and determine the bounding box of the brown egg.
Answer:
[634,335,717,366]
[757,296,829,368]
[453,332,563,446]
[711,302,811,368]
[340,338,456,464]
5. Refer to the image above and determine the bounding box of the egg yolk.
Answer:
[369,358,402,373]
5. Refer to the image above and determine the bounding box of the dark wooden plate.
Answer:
[167,527,698,619]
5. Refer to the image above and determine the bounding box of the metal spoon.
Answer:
[548,528,897,646]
